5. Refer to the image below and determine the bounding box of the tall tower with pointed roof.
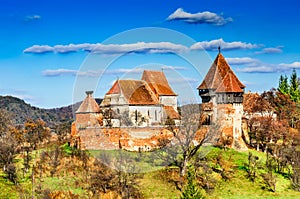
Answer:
[198,52,247,150]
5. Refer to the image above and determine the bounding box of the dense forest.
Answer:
[0,71,300,198]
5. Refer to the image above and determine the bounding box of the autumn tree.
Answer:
[90,152,142,198]
[89,159,116,196]
[54,121,71,144]
[24,119,51,150]
[0,133,19,184]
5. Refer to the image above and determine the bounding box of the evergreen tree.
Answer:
[181,166,205,199]
[289,69,300,102]
[278,75,289,95]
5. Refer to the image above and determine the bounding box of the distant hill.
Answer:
[0,96,102,128]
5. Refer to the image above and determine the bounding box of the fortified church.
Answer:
[71,51,248,151]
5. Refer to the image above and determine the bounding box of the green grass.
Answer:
[1,146,300,198]
[203,147,300,199]
[41,176,87,196]
[89,149,165,173]
[139,169,180,199]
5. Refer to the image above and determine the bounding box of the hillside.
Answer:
[0,95,102,127]
[1,146,300,198]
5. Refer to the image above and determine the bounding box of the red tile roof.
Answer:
[198,53,245,93]
[107,80,120,94]
[107,80,159,105]
[163,106,180,119]
[76,91,100,113]
[142,70,176,96]
[215,70,244,93]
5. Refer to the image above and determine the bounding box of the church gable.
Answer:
[142,70,177,96]
[118,80,158,105]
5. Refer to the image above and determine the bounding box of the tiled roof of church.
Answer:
[76,91,101,113]
[107,80,159,105]
[163,106,180,119]
[198,53,245,93]
[107,80,121,95]
[142,70,176,96]
[215,70,244,93]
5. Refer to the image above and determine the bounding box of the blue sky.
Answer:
[0,0,300,108]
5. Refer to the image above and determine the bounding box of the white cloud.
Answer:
[24,42,188,54]
[278,62,300,69]
[42,69,102,77]
[169,77,199,84]
[255,46,283,54]
[191,38,260,51]
[167,8,232,26]
[42,66,188,78]
[161,65,188,70]
[25,15,41,21]
[104,68,144,75]
[24,45,54,54]
[236,65,276,73]
[236,61,300,73]
[241,81,256,86]
[42,69,78,77]
[226,57,259,65]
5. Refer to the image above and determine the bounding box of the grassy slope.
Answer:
[137,147,300,199]
[1,146,300,198]
[199,147,300,199]
[139,169,180,199]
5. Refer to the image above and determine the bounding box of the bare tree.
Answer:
[90,151,143,198]
[154,104,213,178]
[24,119,51,150]
[54,121,71,144]
[0,133,19,184]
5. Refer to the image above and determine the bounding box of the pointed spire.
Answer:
[198,52,245,91]
[218,46,221,54]
[76,91,100,113]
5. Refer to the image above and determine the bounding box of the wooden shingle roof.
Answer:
[142,70,176,96]
[198,53,245,93]
[76,91,100,113]
[163,106,180,119]
[107,80,159,105]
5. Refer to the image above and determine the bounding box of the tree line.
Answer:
[243,69,300,192]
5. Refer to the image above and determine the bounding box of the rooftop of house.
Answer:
[198,53,245,93]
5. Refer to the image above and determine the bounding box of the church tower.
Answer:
[198,51,247,150]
